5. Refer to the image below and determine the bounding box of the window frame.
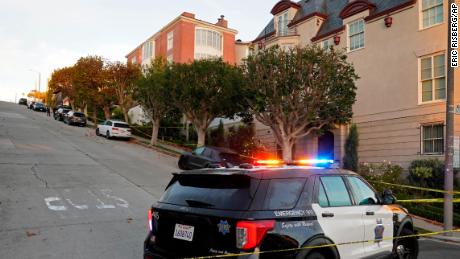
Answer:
[167,31,174,51]
[316,176,354,208]
[344,176,381,206]
[277,11,289,36]
[418,53,446,104]
[420,123,445,155]
[347,19,365,52]
[420,0,444,29]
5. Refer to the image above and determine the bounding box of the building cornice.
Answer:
[252,31,276,43]
[311,25,345,42]
[288,12,328,27]
[339,0,376,19]
[270,0,301,15]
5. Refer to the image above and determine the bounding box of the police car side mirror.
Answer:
[381,189,397,205]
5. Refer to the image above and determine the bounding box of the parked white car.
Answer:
[96,120,131,139]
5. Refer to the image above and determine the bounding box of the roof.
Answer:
[254,0,415,42]
[176,167,358,179]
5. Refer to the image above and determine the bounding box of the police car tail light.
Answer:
[147,208,153,231]
[236,220,275,250]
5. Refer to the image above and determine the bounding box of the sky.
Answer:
[0,0,278,102]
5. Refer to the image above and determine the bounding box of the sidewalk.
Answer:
[412,215,460,243]
[86,120,186,157]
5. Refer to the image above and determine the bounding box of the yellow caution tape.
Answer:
[398,198,460,203]
[182,229,460,259]
[370,181,460,195]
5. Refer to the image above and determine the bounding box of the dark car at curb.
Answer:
[33,102,46,112]
[178,146,253,170]
[18,98,28,106]
[144,165,418,259]
[54,107,71,121]
[64,111,87,127]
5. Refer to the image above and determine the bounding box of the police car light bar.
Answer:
[294,159,334,165]
[254,159,283,166]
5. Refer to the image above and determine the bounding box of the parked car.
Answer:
[28,101,35,109]
[32,102,46,112]
[18,98,27,106]
[64,111,87,127]
[54,107,71,121]
[96,120,131,139]
[144,161,418,259]
[178,146,253,170]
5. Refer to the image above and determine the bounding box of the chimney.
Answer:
[216,15,228,28]
[181,12,195,19]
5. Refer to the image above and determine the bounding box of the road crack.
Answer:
[30,163,48,189]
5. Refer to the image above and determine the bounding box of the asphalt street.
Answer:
[0,101,459,258]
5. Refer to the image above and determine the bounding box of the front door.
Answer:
[345,176,393,257]
[312,176,366,259]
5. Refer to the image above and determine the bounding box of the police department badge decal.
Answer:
[217,220,230,235]
[374,218,385,243]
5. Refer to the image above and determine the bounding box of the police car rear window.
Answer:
[262,178,306,210]
[159,174,260,211]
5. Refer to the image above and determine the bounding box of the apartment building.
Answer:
[252,0,459,168]
[125,12,241,65]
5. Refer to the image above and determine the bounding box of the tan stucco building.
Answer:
[252,0,459,168]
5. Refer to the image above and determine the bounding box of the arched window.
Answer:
[195,28,223,60]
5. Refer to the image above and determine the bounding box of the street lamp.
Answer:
[29,69,41,93]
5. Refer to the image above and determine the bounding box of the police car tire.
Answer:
[393,228,418,259]
[305,252,326,259]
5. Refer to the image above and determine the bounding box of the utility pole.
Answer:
[444,0,456,235]
[29,69,41,92]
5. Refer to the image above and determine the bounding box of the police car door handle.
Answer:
[321,212,334,218]
[365,211,375,216]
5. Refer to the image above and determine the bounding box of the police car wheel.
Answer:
[305,252,326,259]
[393,228,418,259]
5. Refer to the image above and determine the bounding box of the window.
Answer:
[277,12,289,36]
[420,53,445,102]
[348,19,364,51]
[142,41,154,61]
[422,0,443,28]
[263,179,305,210]
[319,176,352,207]
[167,31,174,50]
[347,177,378,205]
[193,147,205,155]
[422,124,444,154]
[322,40,329,50]
[195,29,222,51]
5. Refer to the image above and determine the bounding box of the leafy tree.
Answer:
[134,57,173,145]
[243,45,358,162]
[72,56,107,125]
[343,124,359,172]
[227,123,258,157]
[169,59,246,146]
[107,61,142,123]
[48,67,76,108]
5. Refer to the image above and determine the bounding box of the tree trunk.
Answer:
[92,106,97,128]
[103,106,111,120]
[281,138,295,162]
[150,119,160,146]
[197,126,206,147]
[122,106,129,124]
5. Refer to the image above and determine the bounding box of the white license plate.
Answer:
[173,223,194,241]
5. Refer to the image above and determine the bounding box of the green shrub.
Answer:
[408,159,459,189]
[358,161,403,192]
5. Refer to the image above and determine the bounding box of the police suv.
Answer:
[144,160,418,259]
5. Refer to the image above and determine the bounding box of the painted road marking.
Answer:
[44,189,129,211]
[44,197,67,211]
